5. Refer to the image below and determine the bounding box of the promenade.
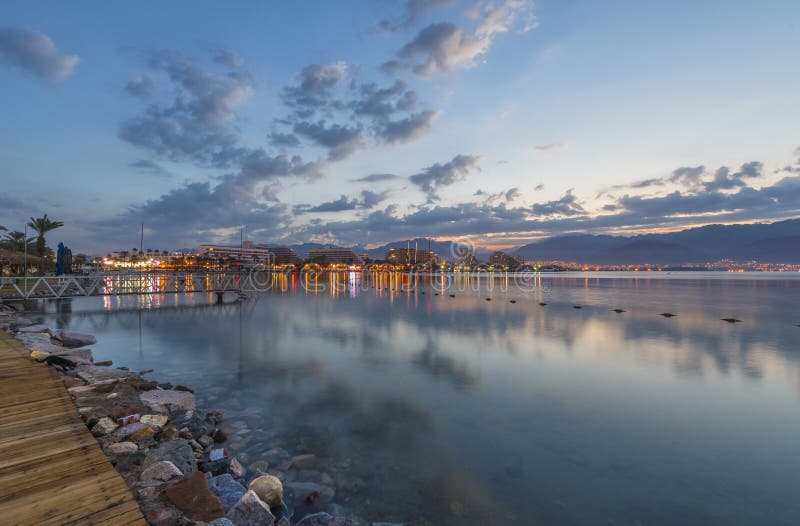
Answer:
[0,332,145,525]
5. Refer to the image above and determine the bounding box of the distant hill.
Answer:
[513,218,800,264]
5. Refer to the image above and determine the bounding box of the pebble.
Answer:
[91,417,118,437]
[107,441,138,454]
[249,474,284,507]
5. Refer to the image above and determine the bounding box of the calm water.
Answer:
[31,272,800,525]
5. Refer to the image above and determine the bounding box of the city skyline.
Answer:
[1,1,799,253]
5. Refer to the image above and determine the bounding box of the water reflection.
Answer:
[32,274,800,525]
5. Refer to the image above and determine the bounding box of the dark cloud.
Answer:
[351,80,416,118]
[532,142,564,152]
[371,0,455,33]
[0,26,78,81]
[704,162,763,192]
[378,110,440,143]
[125,74,154,97]
[505,187,521,201]
[119,50,253,165]
[268,131,301,148]
[212,49,243,68]
[531,189,585,216]
[293,120,364,160]
[534,183,544,191]
[669,165,705,185]
[409,154,482,200]
[349,173,401,183]
[128,159,171,178]
[294,190,390,214]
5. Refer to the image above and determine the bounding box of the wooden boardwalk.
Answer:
[0,332,146,525]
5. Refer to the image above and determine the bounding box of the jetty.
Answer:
[0,332,145,525]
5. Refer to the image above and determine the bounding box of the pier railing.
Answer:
[0,270,251,300]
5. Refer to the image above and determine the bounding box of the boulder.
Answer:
[230,457,246,478]
[165,471,225,522]
[91,417,118,437]
[144,506,178,526]
[114,422,150,440]
[208,473,247,512]
[15,332,63,354]
[144,439,197,478]
[141,389,195,412]
[249,474,284,507]
[53,331,97,348]
[140,460,183,482]
[209,519,236,526]
[76,366,137,384]
[16,324,51,334]
[107,441,138,454]
[129,426,156,441]
[226,490,275,526]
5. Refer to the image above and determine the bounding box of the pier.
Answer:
[0,332,145,525]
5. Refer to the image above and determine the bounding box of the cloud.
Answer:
[703,161,763,192]
[393,22,491,76]
[372,0,455,33]
[669,165,705,185]
[350,173,401,183]
[351,80,416,118]
[409,154,482,200]
[293,120,365,160]
[531,189,585,216]
[386,1,535,76]
[212,49,243,68]
[128,159,171,178]
[532,142,563,152]
[534,183,544,191]
[0,27,78,81]
[268,131,301,148]
[294,190,390,214]
[505,187,520,201]
[378,109,440,143]
[282,61,353,111]
[119,50,253,165]
[125,74,154,97]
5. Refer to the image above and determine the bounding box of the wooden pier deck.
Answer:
[0,332,146,525]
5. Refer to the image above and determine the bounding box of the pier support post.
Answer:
[215,291,225,304]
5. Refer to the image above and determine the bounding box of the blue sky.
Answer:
[1,0,799,253]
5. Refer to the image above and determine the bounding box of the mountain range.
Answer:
[281,219,799,264]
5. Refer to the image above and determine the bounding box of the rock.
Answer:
[209,519,236,526]
[213,428,229,443]
[140,414,169,427]
[137,487,158,499]
[285,482,335,502]
[200,457,231,477]
[16,324,51,334]
[140,460,183,482]
[292,454,317,469]
[76,366,136,384]
[53,331,97,348]
[226,490,275,526]
[53,348,94,361]
[15,332,63,354]
[107,441,138,454]
[263,448,290,465]
[248,474,283,507]
[165,471,225,522]
[45,353,93,368]
[230,457,246,478]
[94,360,113,366]
[161,425,180,441]
[174,384,195,393]
[129,426,156,441]
[144,439,197,478]
[208,474,247,512]
[249,460,269,473]
[199,435,214,448]
[29,350,50,361]
[144,506,178,526]
[91,417,118,437]
[141,389,195,412]
[295,513,358,526]
[114,422,150,439]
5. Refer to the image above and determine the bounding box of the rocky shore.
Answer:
[0,304,381,526]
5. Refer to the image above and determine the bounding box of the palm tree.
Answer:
[0,231,34,253]
[26,215,64,272]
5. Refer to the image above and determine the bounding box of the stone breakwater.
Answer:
[0,304,387,526]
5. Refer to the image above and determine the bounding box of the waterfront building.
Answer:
[199,244,272,265]
[385,247,439,266]
[489,251,522,269]
[307,247,364,265]
[255,245,300,265]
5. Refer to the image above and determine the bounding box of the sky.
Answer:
[1,0,799,254]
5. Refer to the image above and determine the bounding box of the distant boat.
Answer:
[613,308,625,313]
[509,300,517,303]
[660,313,676,318]
[573,305,583,309]
[721,318,741,323]
[485,298,492,301]
[539,302,548,306]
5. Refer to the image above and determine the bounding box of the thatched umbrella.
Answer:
[0,249,43,276]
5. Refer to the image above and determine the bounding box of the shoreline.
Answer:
[0,303,369,526]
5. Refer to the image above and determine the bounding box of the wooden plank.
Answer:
[0,332,144,524]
